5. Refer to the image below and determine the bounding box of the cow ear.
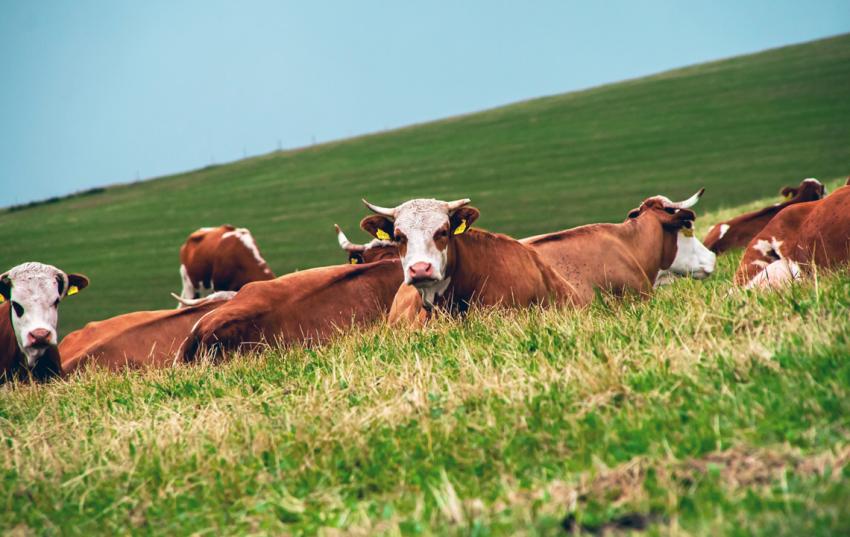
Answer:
[0,273,10,302]
[360,215,394,241]
[65,274,90,298]
[780,186,798,200]
[450,206,479,235]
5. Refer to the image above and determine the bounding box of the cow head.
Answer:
[334,224,398,265]
[780,178,826,202]
[628,189,716,281]
[0,262,89,368]
[360,198,479,291]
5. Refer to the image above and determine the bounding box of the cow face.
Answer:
[628,190,716,281]
[780,178,826,202]
[360,198,479,290]
[0,262,89,368]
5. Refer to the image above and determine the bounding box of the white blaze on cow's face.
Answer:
[0,262,89,368]
[361,198,479,296]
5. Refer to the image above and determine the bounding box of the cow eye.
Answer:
[664,207,677,214]
[11,301,24,317]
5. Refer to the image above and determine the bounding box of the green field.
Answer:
[1,34,850,535]
[2,34,849,333]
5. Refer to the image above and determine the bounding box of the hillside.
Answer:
[1,189,849,534]
[2,34,850,333]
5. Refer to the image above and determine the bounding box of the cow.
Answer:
[334,224,398,264]
[521,191,713,305]
[59,292,234,374]
[178,225,275,305]
[359,198,580,325]
[181,259,404,362]
[0,262,88,382]
[734,185,850,289]
[703,178,826,254]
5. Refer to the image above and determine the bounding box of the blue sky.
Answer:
[1,1,848,207]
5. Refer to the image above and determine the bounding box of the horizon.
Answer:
[2,1,849,207]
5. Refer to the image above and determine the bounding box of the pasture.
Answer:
[1,34,849,334]
[1,188,849,535]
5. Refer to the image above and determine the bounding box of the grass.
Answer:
[1,188,849,535]
[1,34,849,333]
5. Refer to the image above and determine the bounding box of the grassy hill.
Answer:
[2,34,849,333]
[1,190,849,535]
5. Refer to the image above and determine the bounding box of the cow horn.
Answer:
[446,198,471,211]
[672,188,704,209]
[334,224,366,252]
[171,291,236,307]
[362,199,395,217]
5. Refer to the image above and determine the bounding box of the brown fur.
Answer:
[182,260,404,361]
[734,186,850,285]
[703,179,825,254]
[180,225,274,295]
[59,299,229,373]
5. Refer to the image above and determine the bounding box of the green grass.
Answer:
[1,187,850,535]
[2,34,849,333]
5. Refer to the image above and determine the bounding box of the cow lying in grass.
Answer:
[521,190,715,303]
[180,260,404,362]
[734,183,850,289]
[0,262,88,382]
[178,225,275,305]
[59,292,234,374]
[358,198,580,325]
[703,178,826,254]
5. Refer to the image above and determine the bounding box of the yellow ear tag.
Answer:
[682,228,695,238]
[453,219,467,235]
[784,193,793,201]
[0,295,4,303]
[68,285,79,296]
[376,229,391,241]
[349,258,359,265]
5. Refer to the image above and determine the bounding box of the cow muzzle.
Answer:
[408,262,438,285]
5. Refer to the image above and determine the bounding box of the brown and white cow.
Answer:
[521,191,712,305]
[0,262,89,381]
[178,225,275,305]
[181,259,404,361]
[703,178,826,254]
[334,224,398,265]
[734,185,850,289]
[59,292,234,374]
[359,198,579,325]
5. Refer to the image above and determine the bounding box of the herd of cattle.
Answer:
[1,177,848,383]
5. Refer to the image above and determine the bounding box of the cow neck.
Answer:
[622,214,673,280]
[0,301,24,379]
[438,230,508,308]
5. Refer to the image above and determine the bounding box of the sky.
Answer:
[1,1,848,207]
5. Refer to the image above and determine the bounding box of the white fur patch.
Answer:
[3,262,65,367]
[717,224,730,240]
[223,228,268,267]
[656,229,716,285]
[752,237,783,258]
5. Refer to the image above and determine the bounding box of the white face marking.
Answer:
[717,224,730,240]
[392,199,453,287]
[3,263,66,367]
[655,229,716,285]
[222,228,269,267]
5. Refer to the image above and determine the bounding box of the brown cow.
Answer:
[0,262,89,382]
[521,192,707,305]
[181,259,403,361]
[703,178,826,254]
[59,292,234,374]
[334,224,398,264]
[179,225,275,305]
[359,198,579,325]
[734,185,850,289]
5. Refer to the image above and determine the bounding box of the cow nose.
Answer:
[408,262,435,282]
[27,328,52,347]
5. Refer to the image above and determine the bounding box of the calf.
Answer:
[521,191,711,305]
[59,293,234,374]
[359,198,579,325]
[703,178,826,254]
[0,262,88,381]
[734,185,850,289]
[181,259,404,361]
[179,225,275,304]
